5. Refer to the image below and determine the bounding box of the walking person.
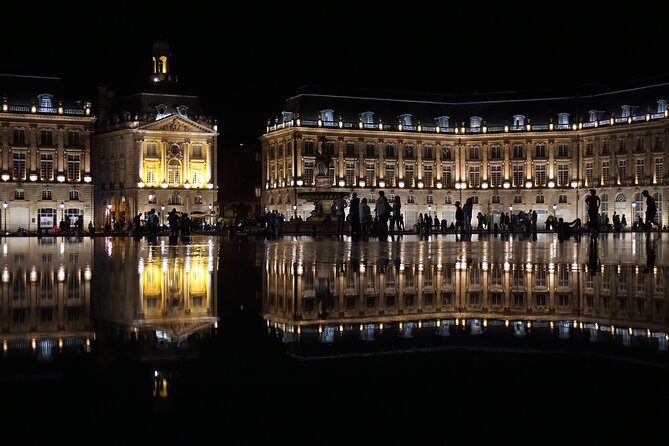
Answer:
[360,197,371,241]
[333,193,347,238]
[642,190,660,231]
[462,197,473,232]
[348,192,360,240]
[374,190,391,240]
[454,201,464,238]
[392,195,402,235]
[585,188,601,236]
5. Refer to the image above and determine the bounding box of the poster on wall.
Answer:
[40,216,54,228]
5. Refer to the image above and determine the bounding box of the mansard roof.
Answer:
[0,73,88,109]
[276,76,669,128]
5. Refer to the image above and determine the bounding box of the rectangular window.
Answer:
[602,161,610,185]
[345,143,355,157]
[559,194,567,203]
[13,129,26,146]
[67,131,80,147]
[345,162,356,186]
[601,141,610,155]
[404,165,414,188]
[365,162,376,186]
[512,144,523,159]
[441,146,452,160]
[636,137,645,152]
[635,159,645,184]
[468,146,479,160]
[12,152,26,180]
[585,143,594,156]
[303,161,314,185]
[468,166,480,188]
[365,144,375,157]
[40,130,53,146]
[191,145,203,159]
[490,165,502,187]
[618,160,627,184]
[654,158,663,184]
[490,145,502,160]
[534,165,546,187]
[585,162,594,186]
[536,194,545,203]
[534,143,546,158]
[423,165,433,187]
[557,144,569,157]
[385,144,395,157]
[423,146,433,159]
[14,190,25,200]
[385,164,395,187]
[512,164,523,187]
[557,165,569,187]
[442,165,452,187]
[42,190,52,200]
[146,167,156,185]
[67,155,81,181]
[492,195,500,204]
[303,140,314,155]
[618,139,626,153]
[514,194,522,203]
[40,154,54,180]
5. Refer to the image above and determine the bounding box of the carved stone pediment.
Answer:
[139,115,212,133]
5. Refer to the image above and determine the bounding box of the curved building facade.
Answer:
[260,80,669,229]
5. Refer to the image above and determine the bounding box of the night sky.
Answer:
[3,3,667,148]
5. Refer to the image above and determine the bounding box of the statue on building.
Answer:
[315,137,332,177]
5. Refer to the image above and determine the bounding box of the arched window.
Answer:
[168,159,181,185]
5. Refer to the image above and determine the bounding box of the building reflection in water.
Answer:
[262,237,668,359]
[93,237,219,362]
[0,236,218,368]
[0,237,94,361]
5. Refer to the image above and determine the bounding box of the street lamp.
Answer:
[208,203,213,227]
[632,202,637,225]
[160,204,165,227]
[107,203,112,226]
[2,201,7,235]
[553,203,557,216]
[59,201,65,223]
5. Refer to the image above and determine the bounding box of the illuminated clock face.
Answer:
[170,145,180,156]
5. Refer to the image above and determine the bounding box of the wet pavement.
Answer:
[0,232,667,443]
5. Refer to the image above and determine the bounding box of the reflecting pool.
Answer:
[1,233,667,442]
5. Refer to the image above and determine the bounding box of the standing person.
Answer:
[392,195,402,234]
[360,197,371,241]
[333,193,347,238]
[348,192,360,240]
[454,201,464,237]
[612,211,621,232]
[462,197,473,232]
[642,190,660,231]
[374,190,391,240]
[621,214,628,230]
[585,188,601,235]
[168,208,180,236]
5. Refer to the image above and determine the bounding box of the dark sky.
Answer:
[3,3,667,147]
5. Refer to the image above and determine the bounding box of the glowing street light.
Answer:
[59,201,65,223]
[208,203,213,227]
[107,203,112,225]
[2,201,7,235]
[160,204,165,228]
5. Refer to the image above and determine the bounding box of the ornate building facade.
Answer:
[92,40,218,229]
[261,81,669,228]
[0,74,95,233]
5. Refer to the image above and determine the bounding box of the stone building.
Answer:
[0,74,95,233]
[92,39,218,230]
[261,81,669,229]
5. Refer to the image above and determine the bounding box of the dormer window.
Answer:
[176,105,188,117]
[435,116,450,129]
[399,114,412,126]
[657,100,667,114]
[38,94,53,112]
[320,109,334,123]
[281,111,294,123]
[360,111,374,125]
[512,114,525,128]
[557,113,570,129]
[155,104,169,120]
[470,116,482,129]
[588,110,603,122]
[621,105,637,118]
